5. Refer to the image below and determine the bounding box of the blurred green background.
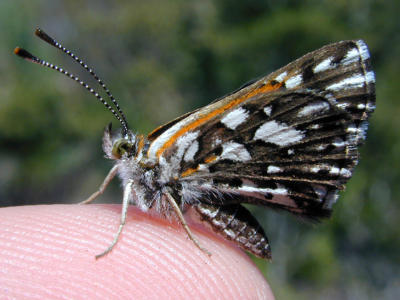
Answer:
[1,0,399,299]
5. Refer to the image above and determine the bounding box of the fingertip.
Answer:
[0,204,274,299]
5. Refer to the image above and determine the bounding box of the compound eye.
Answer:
[111,139,134,159]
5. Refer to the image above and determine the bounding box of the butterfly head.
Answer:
[103,123,137,160]
[112,138,135,159]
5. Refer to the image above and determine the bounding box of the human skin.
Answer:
[0,204,274,299]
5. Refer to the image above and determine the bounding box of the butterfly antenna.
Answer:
[14,46,129,135]
[34,28,129,134]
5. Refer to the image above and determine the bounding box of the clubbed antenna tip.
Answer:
[35,28,56,46]
[14,47,38,62]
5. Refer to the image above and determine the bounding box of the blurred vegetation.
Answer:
[1,0,399,299]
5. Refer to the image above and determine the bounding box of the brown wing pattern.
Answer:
[151,40,375,219]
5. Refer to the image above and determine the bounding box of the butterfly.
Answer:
[15,29,375,260]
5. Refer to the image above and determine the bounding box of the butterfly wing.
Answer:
[147,40,375,219]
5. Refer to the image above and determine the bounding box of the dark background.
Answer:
[1,1,399,299]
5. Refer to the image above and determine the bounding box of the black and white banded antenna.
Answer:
[14,28,130,137]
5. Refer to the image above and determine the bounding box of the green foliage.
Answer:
[1,0,399,298]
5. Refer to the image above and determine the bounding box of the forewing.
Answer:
[148,40,375,219]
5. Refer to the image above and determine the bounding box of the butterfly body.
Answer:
[15,32,375,259]
[104,122,274,259]
[100,40,375,259]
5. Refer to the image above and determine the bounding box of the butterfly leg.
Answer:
[79,164,119,205]
[194,203,272,260]
[95,179,133,259]
[164,192,212,257]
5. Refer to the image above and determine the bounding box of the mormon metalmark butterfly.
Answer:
[15,29,375,259]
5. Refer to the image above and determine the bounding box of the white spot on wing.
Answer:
[330,167,340,175]
[366,103,375,112]
[285,74,302,89]
[267,165,282,173]
[221,141,251,162]
[224,229,236,239]
[212,219,225,227]
[342,48,359,65]
[314,56,334,73]
[212,138,222,147]
[263,106,272,117]
[297,101,330,117]
[148,114,200,160]
[198,164,209,172]
[183,140,199,162]
[337,102,350,109]
[326,74,365,91]
[221,107,249,130]
[340,168,352,178]
[311,166,320,173]
[346,124,358,134]
[366,71,375,84]
[356,40,370,61]
[198,206,219,218]
[238,185,288,195]
[159,131,199,183]
[275,71,287,82]
[176,131,200,160]
[254,120,304,146]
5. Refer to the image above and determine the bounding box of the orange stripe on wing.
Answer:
[181,156,218,178]
[135,135,145,158]
[204,155,218,163]
[181,167,199,178]
[154,81,282,158]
